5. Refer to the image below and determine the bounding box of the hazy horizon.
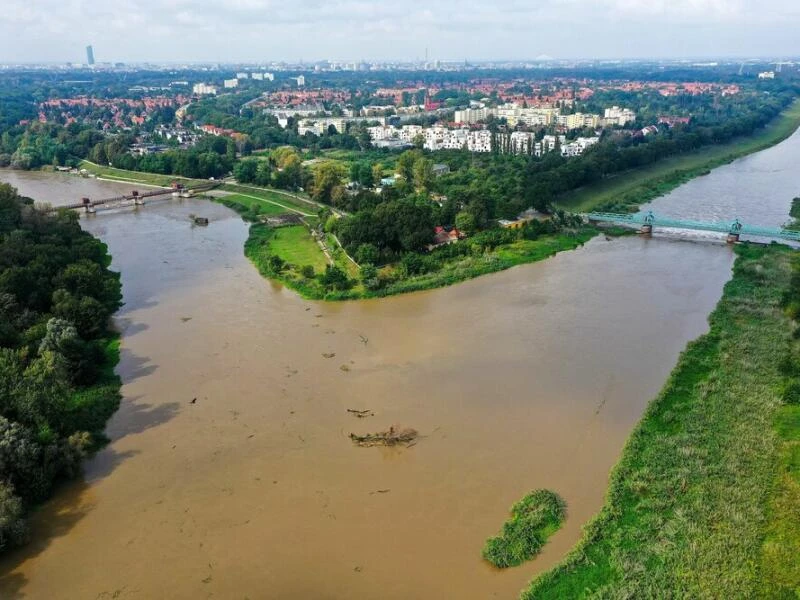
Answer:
[2,0,799,64]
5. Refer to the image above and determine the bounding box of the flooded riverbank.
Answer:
[0,168,751,598]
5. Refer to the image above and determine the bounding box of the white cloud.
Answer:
[1,0,798,61]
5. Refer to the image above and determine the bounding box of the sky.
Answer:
[1,0,799,63]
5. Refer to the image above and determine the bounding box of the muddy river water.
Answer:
[0,128,798,599]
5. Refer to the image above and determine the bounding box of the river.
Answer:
[0,129,796,600]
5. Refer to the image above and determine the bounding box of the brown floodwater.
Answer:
[0,168,743,599]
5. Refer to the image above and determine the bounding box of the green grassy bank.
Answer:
[78,160,194,187]
[556,101,800,213]
[523,243,800,599]
[243,223,596,301]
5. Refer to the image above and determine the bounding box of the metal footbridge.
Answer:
[586,211,800,242]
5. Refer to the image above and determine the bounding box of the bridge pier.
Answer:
[134,197,145,206]
[726,233,740,244]
[639,224,652,235]
[84,205,96,215]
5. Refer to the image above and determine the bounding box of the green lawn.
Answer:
[265,225,329,272]
[524,243,800,599]
[555,101,800,213]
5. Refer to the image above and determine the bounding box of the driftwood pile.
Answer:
[349,426,418,447]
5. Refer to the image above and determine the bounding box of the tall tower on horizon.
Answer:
[86,45,95,66]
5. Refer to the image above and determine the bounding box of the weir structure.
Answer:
[52,181,219,214]
[586,211,800,243]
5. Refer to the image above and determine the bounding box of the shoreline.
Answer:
[523,243,799,598]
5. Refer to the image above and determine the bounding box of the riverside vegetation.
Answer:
[523,243,800,598]
[483,490,566,569]
[0,183,122,552]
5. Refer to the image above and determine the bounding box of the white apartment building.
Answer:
[298,118,348,136]
[367,125,396,141]
[192,83,217,95]
[296,75,305,87]
[251,73,264,81]
[603,106,636,127]
[454,107,488,124]
[508,131,534,154]
[398,125,423,142]
[561,136,600,157]
[542,135,566,153]
[758,71,775,79]
[264,73,275,81]
[236,72,249,80]
[223,79,239,89]
[556,113,600,130]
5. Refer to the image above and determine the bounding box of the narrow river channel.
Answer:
[0,128,797,599]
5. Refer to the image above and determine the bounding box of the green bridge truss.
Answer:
[586,211,800,242]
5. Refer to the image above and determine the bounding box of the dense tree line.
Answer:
[0,184,122,552]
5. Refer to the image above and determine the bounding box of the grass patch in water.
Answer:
[483,490,566,569]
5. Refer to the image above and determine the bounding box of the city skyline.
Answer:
[1,0,799,63]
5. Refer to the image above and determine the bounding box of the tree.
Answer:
[355,243,380,265]
[319,265,352,291]
[455,211,477,236]
[0,482,26,551]
[372,163,384,186]
[413,158,434,191]
[233,158,259,184]
[397,150,421,181]
[311,162,343,203]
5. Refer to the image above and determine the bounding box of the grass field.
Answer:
[555,101,800,213]
[524,243,800,599]
[266,225,329,271]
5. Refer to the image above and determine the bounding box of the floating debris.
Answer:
[322,352,336,359]
[347,408,374,418]
[340,364,350,372]
[350,426,418,447]
[193,216,209,226]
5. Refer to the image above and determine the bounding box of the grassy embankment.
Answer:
[77,160,193,187]
[523,243,800,599]
[556,100,800,214]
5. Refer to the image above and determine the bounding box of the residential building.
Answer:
[223,79,239,89]
[236,72,249,80]
[758,71,775,79]
[556,112,600,130]
[192,83,218,96]
[561,136,599,157]
[603,106,637,127]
